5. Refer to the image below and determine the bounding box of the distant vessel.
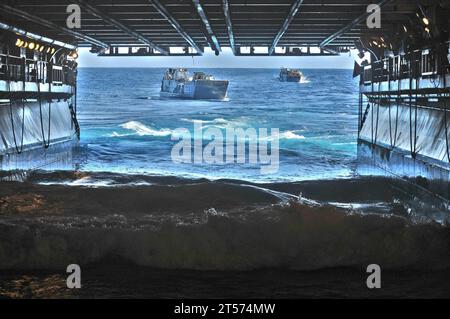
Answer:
[279,68,304,82]
[160,68,229,100]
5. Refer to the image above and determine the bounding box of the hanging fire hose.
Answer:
[413,74,419,157]
[36,61,51,149]
[444,100,449,163]
[368,62,381,145]
[374,66,381,145]
[408,58,418,159]
[393,58,400,149]
[361,101,370,128]
[430,49,450,163]
[370,65,375,144]
[6,50,25,154]
[387,58,393,148]
[371,99,374,144]
[442,61,450,162]
[358,92,362,135]
[69,84,80,140]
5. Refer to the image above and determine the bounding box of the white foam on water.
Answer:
[260,130,306,141]
[180,118,240,126]
[119,121,173,137]
[300,77,311,84]
[279,131,306,140]
[108,131,133,138]
[39,176,116,187]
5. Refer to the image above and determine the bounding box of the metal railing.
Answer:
[361,44,450,86]
[0,52,77,86]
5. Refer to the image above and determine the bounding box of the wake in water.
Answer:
[299,76,311,84]
[120,121,172,137]
[108,120,306,141]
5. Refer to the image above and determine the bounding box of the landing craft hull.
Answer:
[0,101,77,166]
[280,77,302,83]
[161,80,229,100]
[192,80,229,100]
[279,76,302,82]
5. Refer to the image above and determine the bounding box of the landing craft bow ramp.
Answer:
[0,0,420,56]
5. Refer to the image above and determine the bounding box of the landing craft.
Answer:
[279,68,305,82]
[160,68,229,100]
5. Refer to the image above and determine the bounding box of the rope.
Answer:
[68,67,80,140]
[374,79,381,145]
[371,100,374,144]
[413,75,419,157]
[408,59,415,159]
[445,108,450,162]
[69,101,80,140]
[8,93,25,154]
[74,82,78,115]
[6,50,25,154]
[45,99,52,149]
[358,92,362,134]
[442,58,450,162]
[36,62,51,149]
[407,54,420,159]
[371,65,374,144]
[387,58,393,148]
[393,58,401,148]
[361,102,370,129]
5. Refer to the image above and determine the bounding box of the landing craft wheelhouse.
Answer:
[160,68,229,100]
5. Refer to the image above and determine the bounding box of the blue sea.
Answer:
[1,68,449,299]
[75,68,359,182]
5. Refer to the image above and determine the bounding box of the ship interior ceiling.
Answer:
[0,0,444,57]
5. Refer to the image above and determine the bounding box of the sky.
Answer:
[78,47,357,69]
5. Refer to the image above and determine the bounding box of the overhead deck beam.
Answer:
[3,0,419,53]
[222,0,236,55]
[319,0,396,48]
[99,46,202,57]
[149,0,203,55]
[192,0,221,54]
[0,4,108,49]
[236,50,340,57]
[74,0,168,55]
[268,0,305,55]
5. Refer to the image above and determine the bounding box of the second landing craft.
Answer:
[279,68,305,83]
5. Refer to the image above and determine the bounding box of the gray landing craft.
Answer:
[279,68,305,82]
[160,68,229,100]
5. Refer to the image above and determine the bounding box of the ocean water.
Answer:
[75,68,359,182]
[1,68,450,299]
